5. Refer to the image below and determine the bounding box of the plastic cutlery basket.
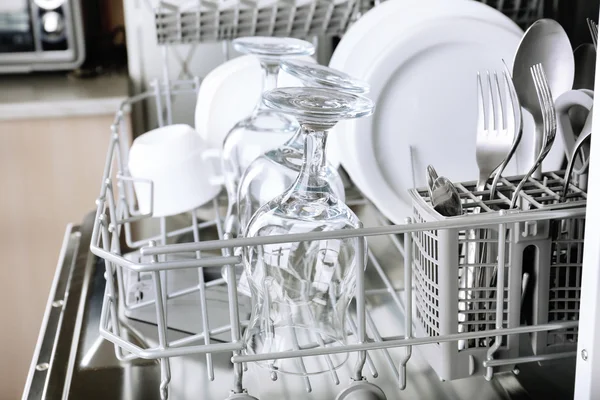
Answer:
[408,170,586,381]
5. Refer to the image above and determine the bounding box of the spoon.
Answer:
[512,19,574,179]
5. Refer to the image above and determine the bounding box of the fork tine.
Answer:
[531,64,546,138]
[486,71,495,131]
[477,71,485,134]
[539,65,557,140]
[492,71,504,131]
[502,70,515,135]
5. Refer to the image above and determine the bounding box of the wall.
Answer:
[0,114,123,399]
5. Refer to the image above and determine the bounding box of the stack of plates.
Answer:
[329,0,566,224]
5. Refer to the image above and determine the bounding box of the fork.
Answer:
[509,64,557,209]
[465,70,516,340]
[489,61,522,200]
[587,18,598,50]
[475,70,516,193]
[472,70,516,270]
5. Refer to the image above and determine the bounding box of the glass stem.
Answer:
[253,60,279,114]
[292,126,330,194]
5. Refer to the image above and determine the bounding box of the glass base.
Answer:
[245,325,349,375]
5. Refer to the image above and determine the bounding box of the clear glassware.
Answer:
[221,37,315,236]
[236,60,370,233]
[243,87,374,375]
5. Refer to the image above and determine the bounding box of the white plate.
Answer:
[328,0,522,188]
[329,0,567,223]
[194,55,315,150]
[352,18,525,223]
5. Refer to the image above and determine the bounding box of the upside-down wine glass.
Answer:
[243,87,374,375]
[221,37,315,236]
[236,59,370,233]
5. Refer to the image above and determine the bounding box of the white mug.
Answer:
[128,124,223,217]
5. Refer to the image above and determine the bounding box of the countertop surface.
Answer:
[0,72,129,121]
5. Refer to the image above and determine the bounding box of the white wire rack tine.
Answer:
[161,47,173,125]
[409,145,416,189]
[100,218,128,361]
[386,225,406,258]
[367,250,405,315]
[485,212,508,380]
[152,79,165,127]
[159,217,169,328]
[149,241,172,400]
[373,213,406,257]
[365,307,399,380]
[192,209,214,381]
[277,310,311,390]
[310,329,340,385]
[352,228,367,381]
[105,185,130,317]
[346,316,378,378]
[213,196,225,240]
[221,230,245,394]
[399,217,413,390]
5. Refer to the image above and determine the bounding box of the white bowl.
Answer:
[128,124,222,217]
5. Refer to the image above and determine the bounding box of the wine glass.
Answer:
[243,87,374,375]
[221,37,315,236]
[236,60,370,234]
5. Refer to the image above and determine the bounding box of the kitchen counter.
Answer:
[0,72,129,121]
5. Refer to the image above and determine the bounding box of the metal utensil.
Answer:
[512,19,574,179]
[426,164,438,199]
[562,106,593,201]
[555,89,593,172]
[510,64,557,209]
[587,18,598,50]
[468,69,519,338]
[426,165,462,217]
[489,61,523,200]
[475,71,516,192]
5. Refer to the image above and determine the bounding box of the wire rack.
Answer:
[409,171,587,380]
[152,0,547,45]
[90,80,585,399]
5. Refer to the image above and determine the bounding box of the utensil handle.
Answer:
[532,124,544,179]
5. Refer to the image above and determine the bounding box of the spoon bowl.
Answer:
[512,19,574,177]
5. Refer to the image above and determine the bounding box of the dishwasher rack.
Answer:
[152,0,547,44]
[89,80,585,399]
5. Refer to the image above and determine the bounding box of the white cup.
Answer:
[128,124,223,217]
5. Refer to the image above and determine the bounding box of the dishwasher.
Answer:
[21,1,600,399]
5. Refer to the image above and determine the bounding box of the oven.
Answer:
[0,0,84,73]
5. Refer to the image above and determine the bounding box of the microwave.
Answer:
[0,0,84,73]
